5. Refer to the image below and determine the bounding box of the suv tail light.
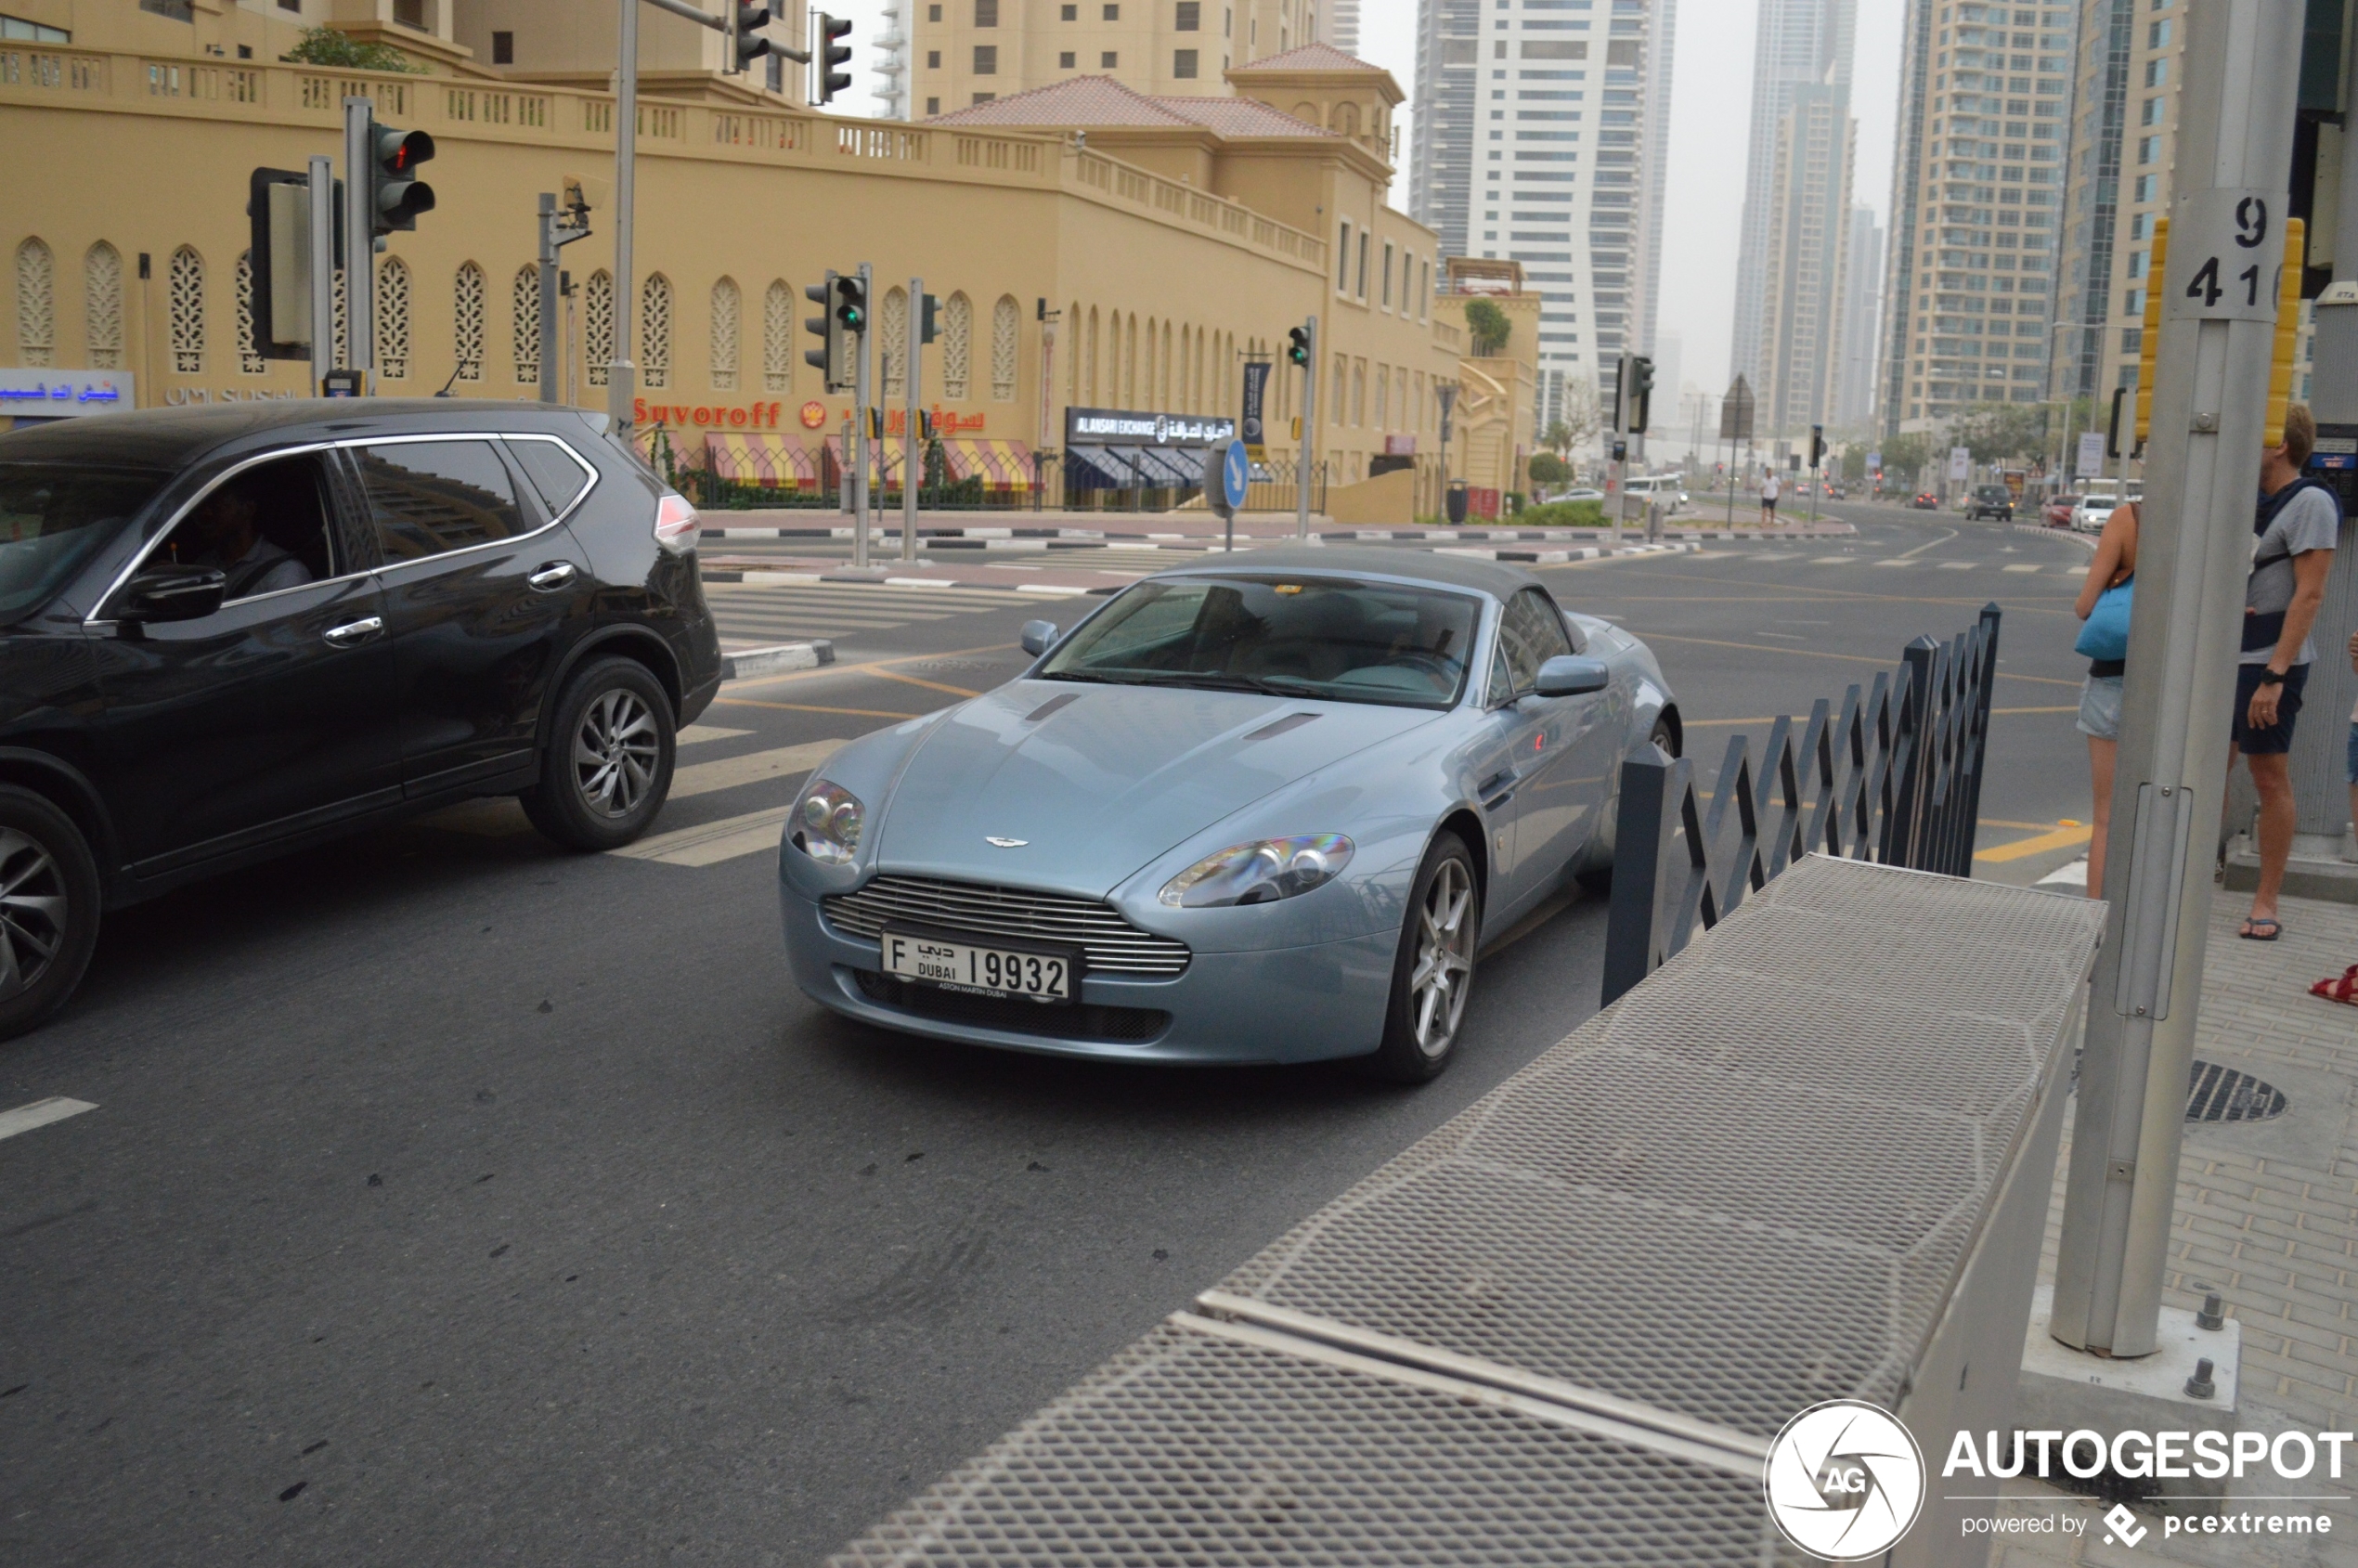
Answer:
[654,492,699,555]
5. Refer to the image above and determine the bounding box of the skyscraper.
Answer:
[1756,83,1856,436]
[1412,0,1677,409]
[1730,0,1856,388]
[1326,0,1360,53]
[1879,0,2079,436]
[1408,0,1480,258]
[1835,205,1885,428]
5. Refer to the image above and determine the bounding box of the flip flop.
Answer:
[2313,965,2358,1005]
[2240,917,2283,941]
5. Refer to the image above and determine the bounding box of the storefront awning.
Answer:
[704,433,819,489]
[1064,444,1133,487]
[936,438,1034,489]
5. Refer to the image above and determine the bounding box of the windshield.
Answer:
[0,462,167,622]
[1039,575,1483,708]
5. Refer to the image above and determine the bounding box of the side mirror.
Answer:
[115,564,227,625]
[1019,619,1059,657]
[1534,654,1610,698]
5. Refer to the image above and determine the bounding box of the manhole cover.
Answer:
[2185,1059,2287,1123]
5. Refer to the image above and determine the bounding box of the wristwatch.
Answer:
[2255,669,2287,687]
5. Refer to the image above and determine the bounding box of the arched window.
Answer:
[1122,315,1137,407]
[1142,317,1156,412]
[641,273,671,389]
[378,257,410,380]
[512,265,539,384]
[879,286,909,396]
[84,242,122,369]
[991,294,1018,402]
[168,246,204,373]
[1160,320,1173,408]
[1084,306,1098,405]
[1352,360,1366,425]
[14,238,53,368]
[586,270,614,386]
[711,276,740,391]
[235,251,265,374]
[1331,101,1360,136]
[762,279,792,392]
[941,292,972,400]
[454,261,486,382]
[1375,360,1388,427]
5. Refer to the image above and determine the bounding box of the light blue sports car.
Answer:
[777,547,1679,1080]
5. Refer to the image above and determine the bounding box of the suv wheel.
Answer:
[521,657,677,850]
[0,786,101,1040]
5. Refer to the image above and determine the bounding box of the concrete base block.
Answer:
[2222,832,2358,904]
[2015,1286,2242,1512]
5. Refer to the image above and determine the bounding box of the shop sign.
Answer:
[634,399,788,429]
[163,385,294,407]
[1064,407,1237,447]
[1383,434,1418,455]
[1,369,136,415]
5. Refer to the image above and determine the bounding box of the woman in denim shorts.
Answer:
[2073,500,2139,897]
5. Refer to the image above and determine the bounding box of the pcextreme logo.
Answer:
[1763,1400,1927,1562]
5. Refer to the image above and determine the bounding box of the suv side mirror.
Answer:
[1019,619,1059,657]
[1534,654,1610,698]
[115,564,227,625]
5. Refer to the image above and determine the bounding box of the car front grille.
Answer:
[823,875,1192,978]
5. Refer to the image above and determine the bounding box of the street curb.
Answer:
[703,568,1112,596]
[2013,522,2097,552]
[1431,541,1702,564]
[721,641,836,680]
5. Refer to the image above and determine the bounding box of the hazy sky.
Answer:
[824,0,1906,391]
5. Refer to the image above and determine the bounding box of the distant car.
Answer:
[1963,485,2015,521]
[1562,487,1606,502]
[2042,495,2079,528]
[1911,492,1941,510]
[2069,499,2116,534]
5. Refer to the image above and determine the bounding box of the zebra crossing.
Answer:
[1682,551,2084,576]
[700,579,1098,648]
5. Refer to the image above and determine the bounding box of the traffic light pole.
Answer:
[903,275,923,563]
[341,98,375,380]
[2051,0,2302,1358]
[1296,315,1316,542]
[852,262,874,571]
[610,0,639,434]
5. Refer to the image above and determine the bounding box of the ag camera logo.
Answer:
[1764,1400,1927,1561]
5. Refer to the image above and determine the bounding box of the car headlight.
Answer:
[1158,834,1354,909]
[792,779,864,865]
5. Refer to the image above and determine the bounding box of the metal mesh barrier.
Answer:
[831,858,2106,1566]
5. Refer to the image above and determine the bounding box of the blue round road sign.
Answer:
[1221,440,1250,511]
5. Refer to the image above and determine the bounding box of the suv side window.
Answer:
[1497,588,1574,695]
[504,437,596,518]
[153,451,342,602]
[355,440,530,563]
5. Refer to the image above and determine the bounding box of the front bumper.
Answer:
[779,882,1398,1065]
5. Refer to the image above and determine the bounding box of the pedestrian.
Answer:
[1760,465,1781,526]
[2233,403,2339,940]
[2072,492,2139,900]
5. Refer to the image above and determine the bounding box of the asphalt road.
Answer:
[0,510,2096,1567]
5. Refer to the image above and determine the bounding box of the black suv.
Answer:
[1963,484,2015,521]
[0,400,723,1035]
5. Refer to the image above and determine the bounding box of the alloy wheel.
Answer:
[1408,859,1476,1058]
[573,688,660,818]
[0,827,67,1001]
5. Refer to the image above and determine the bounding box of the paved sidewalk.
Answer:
[1993,884,2358,1566]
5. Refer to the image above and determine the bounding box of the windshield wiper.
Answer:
[1041,667,1291,695]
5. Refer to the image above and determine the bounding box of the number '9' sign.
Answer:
[2167,189,2287,325]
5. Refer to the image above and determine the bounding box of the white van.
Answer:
[1624,473,1689,511]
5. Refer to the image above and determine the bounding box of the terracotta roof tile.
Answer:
[925,75,1197,126]
[1150,97,1330,136]
[1224,42,1385,73]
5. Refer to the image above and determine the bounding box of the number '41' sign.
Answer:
[2166,189,2287,324]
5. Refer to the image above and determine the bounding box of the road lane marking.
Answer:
[0,1096,97,1142]
[1895,528,1958,559]
[680,725,750,746]
[670,740,847,800]
[609,805,797,867]
[865,667,985,698]
[1811,556,1859,564]
[2002,564,2043,574]
[1872,560,1911,567]
[711,697,926,719]
[1937,562,1976,571]
[1976,823,2093,862]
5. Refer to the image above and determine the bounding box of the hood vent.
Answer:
[1243,713,1320,743]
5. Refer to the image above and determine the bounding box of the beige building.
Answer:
[1440,258,1537,507]
[906,0,1333,119]
[1,3,1462,517]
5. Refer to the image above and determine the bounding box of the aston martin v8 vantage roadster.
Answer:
[777,548,1679,1081]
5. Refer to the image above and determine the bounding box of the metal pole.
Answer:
[306,154,335,388]
[852,261,873,570]
[538,193,560,405]
[903,276,922,563]
[1296,315,1317,540]
[2052,0,2302,1358]
[609,0,639,434]
[341,98,374,382]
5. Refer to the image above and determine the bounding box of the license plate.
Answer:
[882,927,1075,1004]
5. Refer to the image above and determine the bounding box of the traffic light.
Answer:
[1626,355,1654,434]
[2134,214,2168,449]
[805,269,848,391]
[728,2,773,73]
[833,271,867,335]
[815,13,852,104]
[1808,424,1826,470]
[2266,218,2307,449]
[921,292,939,344]
[1287,325,1312,367]
[365,121,434,240]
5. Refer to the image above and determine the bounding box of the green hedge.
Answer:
[1515,499,1607,527]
